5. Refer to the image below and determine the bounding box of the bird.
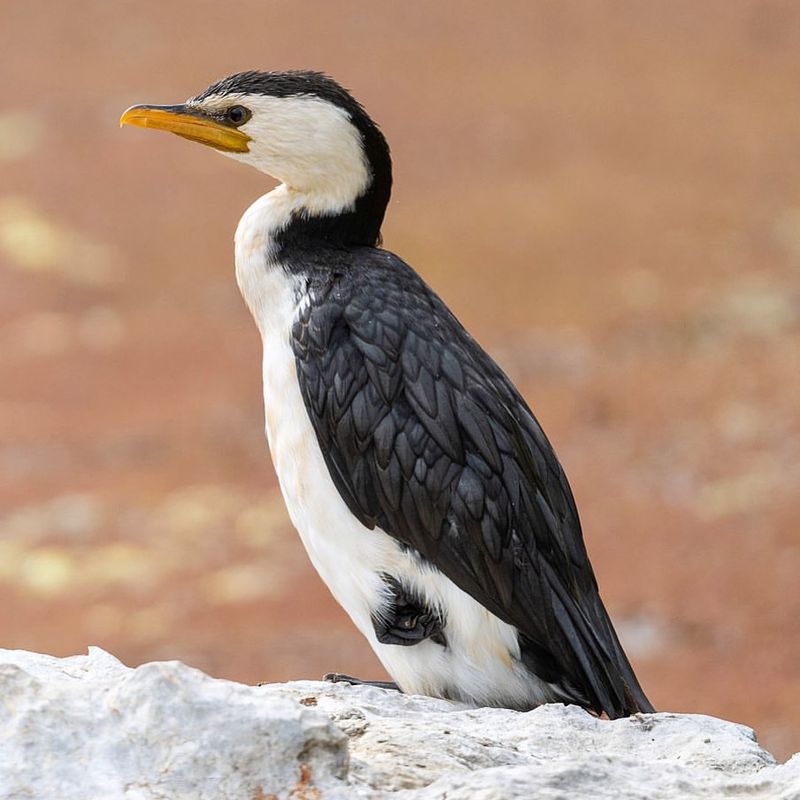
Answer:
[120,70,654,718]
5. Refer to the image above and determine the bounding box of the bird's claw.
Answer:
[323,673,401,691]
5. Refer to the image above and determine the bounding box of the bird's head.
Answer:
[121,70,392,239]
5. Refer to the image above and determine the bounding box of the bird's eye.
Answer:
[225,105,251,126]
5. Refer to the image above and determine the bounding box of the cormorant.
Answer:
[121,70,654,718]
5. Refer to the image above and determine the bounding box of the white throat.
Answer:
[232,165,369,335]
[232,185,301,336]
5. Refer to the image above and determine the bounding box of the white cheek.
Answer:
[209,93,371,211]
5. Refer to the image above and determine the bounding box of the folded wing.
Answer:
[291,251,653,717]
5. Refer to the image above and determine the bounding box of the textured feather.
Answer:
[291,247,654,718]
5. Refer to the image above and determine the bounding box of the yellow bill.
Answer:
[119,104,250,153]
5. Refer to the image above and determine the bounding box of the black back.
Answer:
[290,245,655,718]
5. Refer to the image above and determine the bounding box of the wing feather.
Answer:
[292,250,654,717]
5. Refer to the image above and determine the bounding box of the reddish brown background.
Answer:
[1,0,798,761]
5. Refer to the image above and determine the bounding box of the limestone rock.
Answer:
[0,648,349,799]
[0,647,797,799]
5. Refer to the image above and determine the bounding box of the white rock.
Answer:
[0,648,350,800]
[0,647,797,800]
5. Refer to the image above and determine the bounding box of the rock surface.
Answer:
[0,648,797,800]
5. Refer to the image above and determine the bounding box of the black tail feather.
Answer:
[541,561,655,718]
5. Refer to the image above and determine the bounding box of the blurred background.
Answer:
[1,0,798,760]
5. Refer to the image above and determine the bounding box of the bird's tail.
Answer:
[591,600,655,717]
[544,562,655,718]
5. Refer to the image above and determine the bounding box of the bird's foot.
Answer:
[323,672,400,691]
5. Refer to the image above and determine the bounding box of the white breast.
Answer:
[234,188,556,708]
[235,187,406,644]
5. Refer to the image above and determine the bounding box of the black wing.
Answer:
[291,249,653,717]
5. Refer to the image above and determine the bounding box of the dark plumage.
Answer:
[289,241,653,718]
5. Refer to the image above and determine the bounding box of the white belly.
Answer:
[234,190,552,707]
[258,316,552,706]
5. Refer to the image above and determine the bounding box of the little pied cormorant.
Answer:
[120,70,654,718]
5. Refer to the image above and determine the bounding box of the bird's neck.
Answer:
[235,138,392,327]
[276,184,388,252]
[234,180,379,330]
[251,142,391,256]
